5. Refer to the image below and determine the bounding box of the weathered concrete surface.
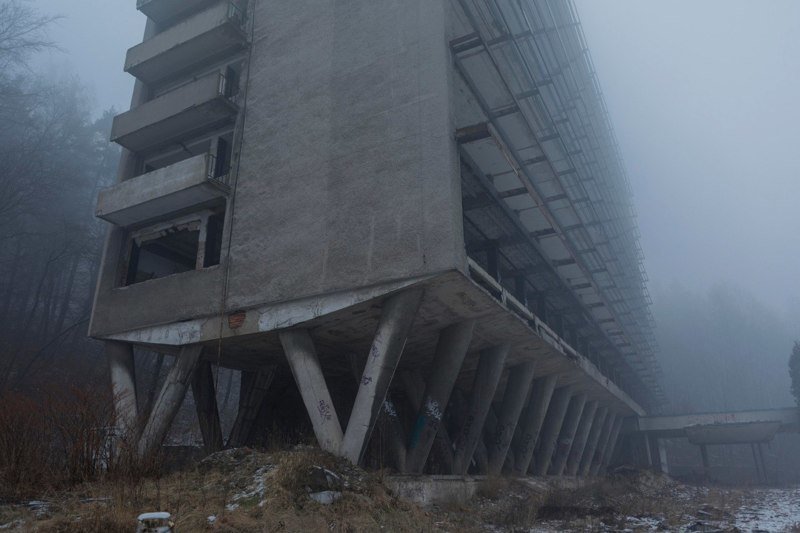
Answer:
[191,359,224,453]
[111,72,237,153]
[280,329,343,454]
[227,0,464,313]
[138,345,204,457]
[578,407,608,476]
[126,2,248,84]
[488,361,537,475]
[533,387,573,476]
[513,374,558,475]
[550,394,587,476]
[386,475,480,505]
[106,341,138,434]
[566,401,599,476]
[341,289,423,464]
[453,344,510,474]
[406,319,475,473]
[636,408,800,438]
[96,154,227,226]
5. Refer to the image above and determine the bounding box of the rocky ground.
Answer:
[0,449,798,532]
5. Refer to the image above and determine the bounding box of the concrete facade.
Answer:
[91,0,660,476]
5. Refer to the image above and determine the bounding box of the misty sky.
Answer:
[29,0,800,317]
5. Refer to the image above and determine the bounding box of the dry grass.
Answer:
[3,447,442,532]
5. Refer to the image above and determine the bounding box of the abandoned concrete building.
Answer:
[91,0,663,477]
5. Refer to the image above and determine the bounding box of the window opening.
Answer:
[124,208,226,286]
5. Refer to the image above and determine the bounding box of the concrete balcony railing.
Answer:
[111,72,238,153]
[126,1,247,84]
[137,0,211,25]
[96,153,228,227]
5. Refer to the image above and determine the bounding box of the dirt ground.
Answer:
[1,449,799,532]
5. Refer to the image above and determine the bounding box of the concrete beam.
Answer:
[636,408,800,438]
[488,361,537,475]
[452,344,511,475]
[191,360,223,453]
[550,393,587,476]
[512,374,558,476]
[565,400,599,476]
[532,386,573,476]
[106,341,138,435]
[406,320,475,474]
[578,407,609,477]
[228,366,276,448]
[280,329,343,454]
[341,289,424,464]
[137,345,203,457]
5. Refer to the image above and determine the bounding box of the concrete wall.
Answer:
[225,0,463,311]
[90,0,464,337]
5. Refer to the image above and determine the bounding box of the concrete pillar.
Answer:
[648,435,669,474]
[565,400,599,476]
[595,415,624,476]
[191,360,223,453]
[400,370,455,473]
[578,407,609,476]
[406,320,475,473]
[106,341,138,435]
[341,289,423,464]
[381,398,408,473]
[512,374,558,475]
[588,412,617,476]
[137,345,203,458]
[280,329,343,454]
[549,393,587,476]
[488,361,537,474]
[452,344,511,475]
[228,366,276,447]
[532,386,573,476]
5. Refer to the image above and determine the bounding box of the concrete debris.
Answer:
[308,491,342,505]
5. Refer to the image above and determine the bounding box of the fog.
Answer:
[13,1,800,413]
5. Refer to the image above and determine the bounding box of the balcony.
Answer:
[126,1,247,84]
[137,0,211,25]
[111,72,238,153]
[96,153,228,227]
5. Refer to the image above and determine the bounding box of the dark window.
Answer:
[204,212,225,267]
[214,137,231,179]
[224,65,241,98]
[126,227,199,285]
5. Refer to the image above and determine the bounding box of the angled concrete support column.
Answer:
[191,360,223,453]
[488,360,537,475]
[566,400,599,476]
[578,407,609,476]
[512,374,558,475]
[532,386,573,476]
[550,393,587,476]
[106,341,138,435]
[137,345,203,458]
[600,416,625,473]
[228,366,277,447]
[381,397,409,473]
[592,414,622,476]
[341,289,424,464]
[400,370,455,473]
[280,329,343,454]
[587,412,617,476]
[452,344,511,475]
[406,320,475,474]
